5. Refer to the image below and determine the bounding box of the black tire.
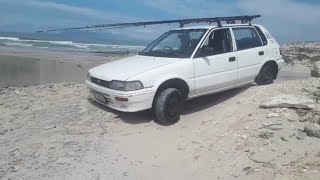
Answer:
[154,88,184,125]
[255,64,278,85]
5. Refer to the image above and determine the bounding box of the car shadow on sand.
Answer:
[88,85,251,125]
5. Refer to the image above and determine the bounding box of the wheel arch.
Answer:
[153,78,190,103]
[260,60,279,79]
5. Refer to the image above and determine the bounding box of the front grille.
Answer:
[91,76,110,88]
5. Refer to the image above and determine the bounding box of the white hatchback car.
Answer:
[86,24,284,124]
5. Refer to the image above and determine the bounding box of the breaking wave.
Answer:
[0,36,144,52]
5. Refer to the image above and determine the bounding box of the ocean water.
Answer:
[0,36,145,53]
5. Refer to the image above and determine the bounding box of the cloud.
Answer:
[26,0,134,22]
[237,0,320,42]
[0,0,135,31]
[140,0,320,42]
[142,0,239,18]
[1,0,320,42]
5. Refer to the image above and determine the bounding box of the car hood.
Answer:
[89,55,180,81]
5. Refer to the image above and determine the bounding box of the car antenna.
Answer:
[36,15,261,33]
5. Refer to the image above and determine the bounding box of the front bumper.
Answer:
[85,80,156,112]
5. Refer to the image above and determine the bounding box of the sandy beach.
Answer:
[1,79,320,180]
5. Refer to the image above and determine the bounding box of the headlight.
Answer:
[125,81,144,91]
[109,81,126,90]
[109,81,144,91]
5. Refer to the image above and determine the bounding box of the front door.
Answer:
[192,28,238,94]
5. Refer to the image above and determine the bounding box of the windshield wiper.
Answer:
[139,51,166,57]
[139,51,185,58]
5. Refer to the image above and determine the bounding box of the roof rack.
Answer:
[37,15,261,33]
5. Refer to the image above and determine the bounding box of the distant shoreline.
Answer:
[0,36,145,55]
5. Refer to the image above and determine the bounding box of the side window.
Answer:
[200,28,233,56]
[254,26,268,45]
[232,27,263,50]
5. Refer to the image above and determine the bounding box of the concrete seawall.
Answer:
[0,54,98,88]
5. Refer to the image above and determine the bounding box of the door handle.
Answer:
[259,51,264,56]
[229,57,236,62]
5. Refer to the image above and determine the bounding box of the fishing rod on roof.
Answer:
[36,15,261,33]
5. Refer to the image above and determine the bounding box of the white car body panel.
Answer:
[86,24,284,112]
[193,52,238,94]
[89,55,179,81]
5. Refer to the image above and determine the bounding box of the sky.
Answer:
[0,0,320,43]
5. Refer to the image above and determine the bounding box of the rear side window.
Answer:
[254,26,268,45]
[232,27,263,51]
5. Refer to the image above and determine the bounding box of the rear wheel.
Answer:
[153,88,183,125]
[255,64,278,85]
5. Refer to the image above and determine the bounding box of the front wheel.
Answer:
[255,64,278,85]
[154,88,184,125]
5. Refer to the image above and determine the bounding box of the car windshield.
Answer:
[139,29,207,58]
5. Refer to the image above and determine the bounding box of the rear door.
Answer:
[192,28,238,94]
[231,27,265,84]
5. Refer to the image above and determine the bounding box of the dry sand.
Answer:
[1,79,320,180]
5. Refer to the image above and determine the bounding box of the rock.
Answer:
[296,131,307,140]
[241,134,249,139]
[283,111,299,122]
[299,112,314,122]
[0,128,7,135]
[260,123,284,131]
[262,162,276,169]
[259,131,274,139]
[56,157,71,165]
[263,140,269,146]
[275,108,288,113]
[281,136,289,142]
[309,115,320,124]
[261,94,316,109]
[311,61,320,77]
[266,113,280,118]
[43,125,56,130]
[288,133,296,138]
[304,123,320,138]
[243,166,254,175]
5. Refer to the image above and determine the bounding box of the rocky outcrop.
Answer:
[311,61,320,77]
[260,94,316,109]
[304,123,320,138]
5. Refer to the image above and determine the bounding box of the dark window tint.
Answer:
[200,28,233,56]
[254,26,268,45]
[233,27,263,50]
